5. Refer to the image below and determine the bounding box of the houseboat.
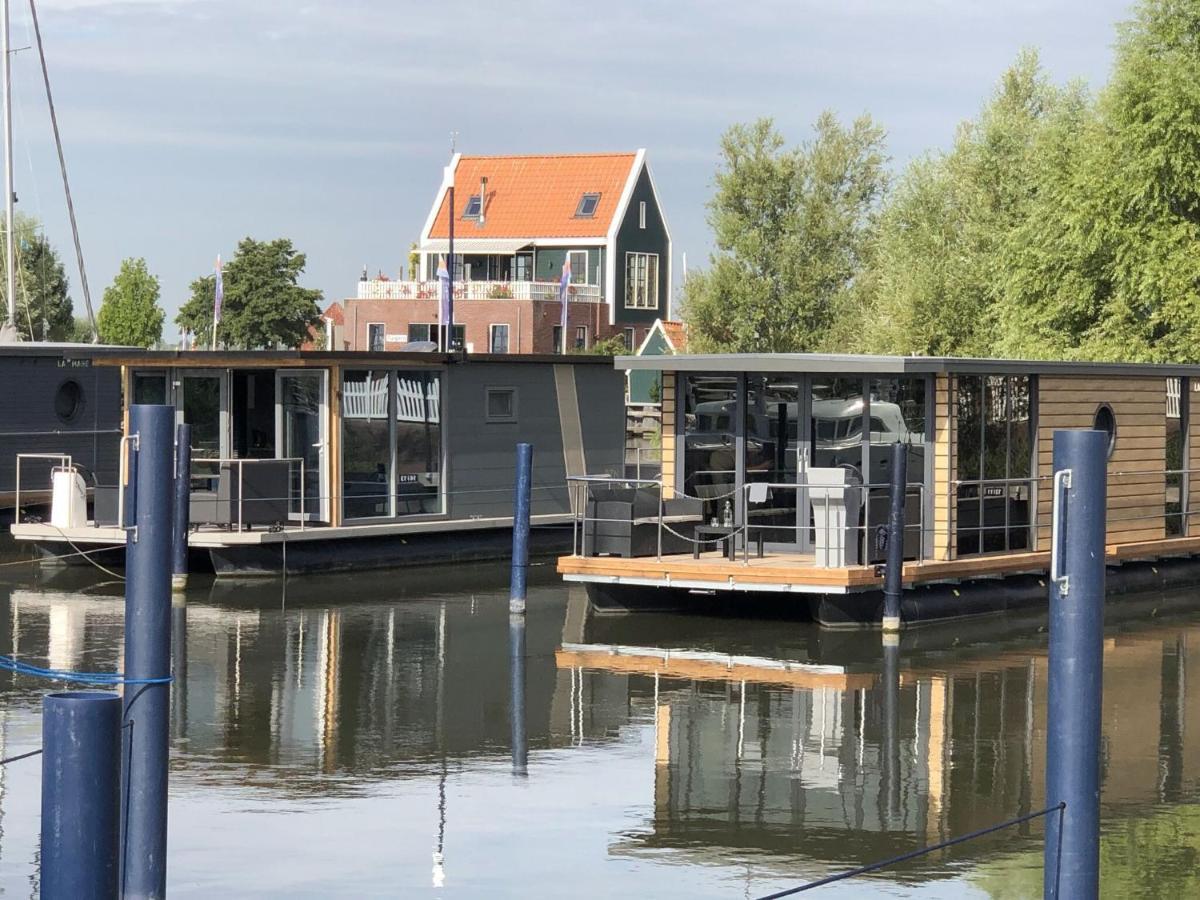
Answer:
[557,353,1200,627]
[10,349,625,575]
[0,343,125,522]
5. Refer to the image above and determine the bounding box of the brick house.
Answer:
[342,150,671,354]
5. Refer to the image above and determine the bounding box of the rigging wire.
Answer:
[27,0,95,339]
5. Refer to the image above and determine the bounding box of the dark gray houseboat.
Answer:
[11,349,625,575]
[0,343,125,522]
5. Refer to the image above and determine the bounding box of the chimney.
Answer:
[478,176,487,226]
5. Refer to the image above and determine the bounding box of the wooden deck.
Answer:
[557,536,1200,595]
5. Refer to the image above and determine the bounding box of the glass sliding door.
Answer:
[179,372,227,460]
[745,374,803,550]
[681,374,738,524]
[865,377,928,562]
[277,370,328,522]
[341,370,391,519]
[394,371,441,516]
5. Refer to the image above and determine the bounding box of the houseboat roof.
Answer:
[87,349,617,368]
[615,352,1200,378]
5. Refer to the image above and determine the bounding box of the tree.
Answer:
[859,51,1081,356]
[681,114,888,353]
[96,258,164,348]
[176,237,323,349]
[999,0,1200,362]
[0,214,74,341]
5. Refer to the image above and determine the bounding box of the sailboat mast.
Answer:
[1,0,14,331]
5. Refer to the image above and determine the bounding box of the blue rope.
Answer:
[0,655,172,686]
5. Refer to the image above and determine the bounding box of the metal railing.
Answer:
[355,279,604,304]
[188,457,307,532]
[14,453,73,525]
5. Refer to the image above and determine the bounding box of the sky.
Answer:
[10,0,1133,327]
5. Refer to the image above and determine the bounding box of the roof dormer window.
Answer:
[574,193,600,218]
[462,194,482,219]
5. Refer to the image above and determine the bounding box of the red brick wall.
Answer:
[342,298,621,353]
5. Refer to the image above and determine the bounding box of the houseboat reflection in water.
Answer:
[2,575,1200,893]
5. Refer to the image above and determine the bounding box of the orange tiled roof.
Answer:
[427,153,638,240]
[322,301,345,325]
[661,320,687,352]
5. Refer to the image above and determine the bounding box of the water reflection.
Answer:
[0,568,1199,896]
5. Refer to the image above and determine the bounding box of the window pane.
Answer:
[182,376,222,460]
[569,251,588,285]
[956,376,982,481]
[983,376,1008,481]
[133,374,166,405]
[395,372,440,516]
[683,374,738,522]
[1167,377,1184,536]
[342,369,391,519]
[490,325,509,354]
[866,377,927,562]
[745,374,800,545]
[646,255,658,309]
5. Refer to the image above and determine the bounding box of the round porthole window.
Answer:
[54,379,84,423]
[1093,404,1116,458]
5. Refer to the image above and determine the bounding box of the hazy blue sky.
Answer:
[15,0,1132,326]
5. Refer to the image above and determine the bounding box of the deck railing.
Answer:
[356,279,604,304]
[568,466,1200,569]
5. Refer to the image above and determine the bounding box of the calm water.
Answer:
[2,559,1200,897]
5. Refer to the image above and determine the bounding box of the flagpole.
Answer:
[447,182,455,352]
[211,255,222,351]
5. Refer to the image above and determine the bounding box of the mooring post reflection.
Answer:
[510,612,528,776]
[881,637,901,828]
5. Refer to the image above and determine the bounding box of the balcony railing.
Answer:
[356,279,603,303]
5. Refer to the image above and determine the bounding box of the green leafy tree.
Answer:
[681,114,888,353]
[0,214,74,341]
[998,0,1200,362]
[176,237,323,349]
[860,51,1082,356]
[96,257,164,348]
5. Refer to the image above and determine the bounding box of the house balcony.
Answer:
[356,279,604,304]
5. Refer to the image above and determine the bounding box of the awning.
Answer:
[420,238,531,255]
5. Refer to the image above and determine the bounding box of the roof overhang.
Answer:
[614,352,1200,378]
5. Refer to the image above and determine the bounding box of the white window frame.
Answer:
[574,325,588,350]
[624,252,659,310]
[623,327,636,349]
[366,322,386,352]
[639,201,647,229]
[489,323,511,354]
[568,250,588,285]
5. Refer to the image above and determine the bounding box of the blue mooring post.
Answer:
[510,613,528,776]
[40,691,122,900]
[171,423,191,592]
[1043,429,1107,899]
[122,405,174,900]
[510,443,533,615]
[881,444,907,633]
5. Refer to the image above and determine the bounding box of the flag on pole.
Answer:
[558,255,571,353]
[437,255,451,348]
[211,255,223,350]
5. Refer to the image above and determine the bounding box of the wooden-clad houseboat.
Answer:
[11,349,625,575]
[557,353,1200,626]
